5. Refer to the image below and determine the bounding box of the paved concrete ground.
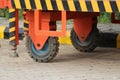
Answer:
[0,39,120,80]
[0,18,120,80]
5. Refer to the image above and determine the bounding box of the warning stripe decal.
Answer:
[9,9,16,45]
[11,0,120,12]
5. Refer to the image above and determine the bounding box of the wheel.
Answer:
[26,36,59,63]
[70,24,99,52]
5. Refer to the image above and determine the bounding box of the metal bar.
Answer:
[9,8,19,57]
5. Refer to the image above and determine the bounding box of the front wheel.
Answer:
[26,37,59,63]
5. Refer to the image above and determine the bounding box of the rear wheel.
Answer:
[70,24,99,52]
[26,37,59,62]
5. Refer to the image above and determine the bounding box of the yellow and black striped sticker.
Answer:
[24,19,29,32]
[11,0,120,12]
[0,26,6,39]
[0,27,23,40]
[22,11,29,33]
[9,9,16,45]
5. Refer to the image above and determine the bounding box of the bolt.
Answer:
[81,36,85,39]
[37,43,40,47]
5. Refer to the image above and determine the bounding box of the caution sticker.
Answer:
[0,26,6,39]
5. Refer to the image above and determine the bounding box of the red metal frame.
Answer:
[0,0,12,8]
[73,14,99,42]
[15,9,19,45]
[25,11,99,50]
[74,17,93,42]
[26,10,66,50]
[34,10,66,37]
[111,13,120,24]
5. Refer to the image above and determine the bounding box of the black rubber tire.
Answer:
[70,24,99,52]
[26,36,59,63]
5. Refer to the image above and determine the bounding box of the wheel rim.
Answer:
[31,41,49,55]
[75,33,92,47]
